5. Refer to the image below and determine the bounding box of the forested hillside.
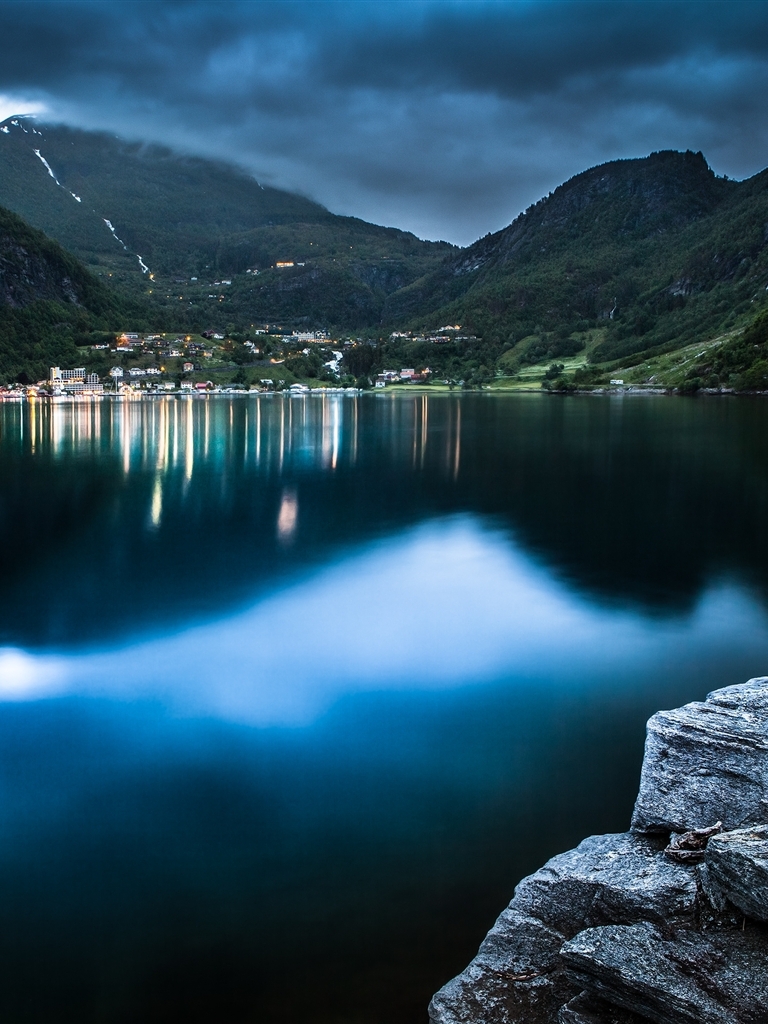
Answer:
[0,204,140,381]
[386,150,768,372]
[0,117,452,330]
[2,119,768,390]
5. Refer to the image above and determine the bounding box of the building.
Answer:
[109,366,124,379]
[183,361,194,373]
[49,367,103,393]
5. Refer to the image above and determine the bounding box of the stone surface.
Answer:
[706,825,768,922]
[631,677,768,833]
[561,921,768,1024]
[558,991,649,1024]
[428,909,576,1024]
[428,833,697,1024]
[513,832,697,935]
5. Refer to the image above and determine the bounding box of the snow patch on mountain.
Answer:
[137,254,150,274]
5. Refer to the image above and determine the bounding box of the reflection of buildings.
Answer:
[276,489,298,542]
[2,392,464,487]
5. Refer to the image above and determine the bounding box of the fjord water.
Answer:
[2,392,768,1023]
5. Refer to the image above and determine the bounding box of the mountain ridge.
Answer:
[0,115,454,330]
[1,119,768,389]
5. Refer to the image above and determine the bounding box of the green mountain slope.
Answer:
[0,117,452,330]
[384,150,768,370]
[0,203,138,381]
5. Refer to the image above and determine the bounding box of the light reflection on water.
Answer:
[1,393,768,1023]
[1,516,767,725]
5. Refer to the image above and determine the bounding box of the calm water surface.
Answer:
[1,392,768,1023]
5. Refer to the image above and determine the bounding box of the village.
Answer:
[0,327,441,398]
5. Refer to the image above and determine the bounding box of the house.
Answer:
[109,366,124,379]
[399,369,415,380]
[183,361,194,373]
[275,261,294,268]
[128,367,146,377]
[181,380,194,390]
[145,367,161,376]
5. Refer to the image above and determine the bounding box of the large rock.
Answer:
[560,921,768,1024]
[706,825,768,921]
[428,833,697,1024]
[430,679,768,1024]
[512,833,697,934]
[428,909,576,1024]
[631,677,768,833]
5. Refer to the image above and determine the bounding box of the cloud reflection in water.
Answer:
[1,517,765,724]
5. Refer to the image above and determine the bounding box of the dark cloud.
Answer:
[0,1,768,243]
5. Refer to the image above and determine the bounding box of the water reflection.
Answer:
[5,393,381,475]
[1,393,768,1024]
[1,517,767,725]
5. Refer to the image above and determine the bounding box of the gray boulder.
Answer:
[560,921,768,1024]
[428,833,697,1024]
[706,825,768,921]
[631,677,768,833]
[428,909,576,1024]
[513,832,697,934]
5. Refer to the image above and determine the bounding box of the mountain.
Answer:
[2,120,767,388]
[384,150,768,370]
[0,203,135,382]
[0,116,453,330]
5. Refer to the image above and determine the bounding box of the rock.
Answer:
[558,991,649,1024]
[428,833,697,1024]
[631,677,768,833]
[706,825,768,921]
[430,679,768,1024]
[513,832,697,934]
[428,910,576,1024]
[560,920,768,1024]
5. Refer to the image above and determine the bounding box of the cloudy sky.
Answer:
[1,0,768,244]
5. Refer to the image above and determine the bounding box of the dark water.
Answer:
[1,392,767,1023]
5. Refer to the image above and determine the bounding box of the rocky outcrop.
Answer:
[561,922,768,1024]
[429,678,768,1024]
[631,678,768,833]
[706,825,768,922]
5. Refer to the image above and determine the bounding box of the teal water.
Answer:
[1,392,768,1022]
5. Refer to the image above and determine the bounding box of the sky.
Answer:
[1,0,768,245]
